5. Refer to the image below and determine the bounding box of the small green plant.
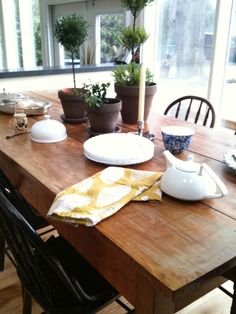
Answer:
[54,14,88,91]
[83,82,111,108]
[113,63,153,86]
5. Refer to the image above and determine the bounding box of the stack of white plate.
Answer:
[83,133,154,165]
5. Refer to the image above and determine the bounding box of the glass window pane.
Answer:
[3,0,20,69]
[1,0,40,70]
[156,0,217,113]
[33,0,42,66]
[221,2,236,129]
[100,13,123,64]
[15,0,22,67]
[0,22,3,69]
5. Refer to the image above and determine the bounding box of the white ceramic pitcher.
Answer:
[160,150,228,201]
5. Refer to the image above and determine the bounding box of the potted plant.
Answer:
[113,62,156,124]
[113,0,157,124]
[84,82,122,134]
[54,14,89,123]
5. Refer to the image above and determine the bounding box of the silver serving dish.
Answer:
[0,92,51,115]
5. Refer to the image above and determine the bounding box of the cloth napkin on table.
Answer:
[47,166,163,227]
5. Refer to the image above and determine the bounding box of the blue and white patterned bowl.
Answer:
[161,126,195,154]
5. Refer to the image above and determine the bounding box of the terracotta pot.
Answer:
[86,98,122,134]
[58,88,87,123]
[114,83,157,124]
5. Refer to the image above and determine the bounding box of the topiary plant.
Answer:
[54,14,88,91]
[113,0,155,86]
[113,1,157,125]
[120,0,154,61]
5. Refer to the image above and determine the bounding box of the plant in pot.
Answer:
[54,14,89,123]
[113,0,157,124]
[83,82,122,135]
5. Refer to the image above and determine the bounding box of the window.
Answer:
[49,0,124,67]
[155,0,217,113]
[98,13,123,64]
[221,1,236,127]
[0,21,3,68]
[0,0,40,70]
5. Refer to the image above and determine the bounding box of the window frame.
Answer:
[40,0,124,67]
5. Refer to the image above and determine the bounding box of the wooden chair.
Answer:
[164,95,216,128]
[0,190,134,314]
[0,169,55,271]
[221,119,236,134]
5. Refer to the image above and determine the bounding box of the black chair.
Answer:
[0,190,134,314]
[164,95,216,128]
[0,169,55,271]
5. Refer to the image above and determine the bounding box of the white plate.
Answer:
[83,133,154,165]
[224,150,236,172]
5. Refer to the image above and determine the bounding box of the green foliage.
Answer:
[35,24,42,66]
[120,0,154,59]
[100,14,123,62]
[113,0,155,87]
[121,27,149,53]
[54,14,88,54]
[113,62,153,86]
[33,0,42,66]
[121,0,154,20]
[54,14,88,89]
[54,14,88,55]
[83,82,111,108]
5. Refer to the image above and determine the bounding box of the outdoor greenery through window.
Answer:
[221,1,236,124]
[156,0,218,114]
[158,0,216,81]
[0,0,41,69]
[33,0,42,66]
[0,23,2,68]
[100,14,123,64]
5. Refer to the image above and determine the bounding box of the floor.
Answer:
[0,254,233,314]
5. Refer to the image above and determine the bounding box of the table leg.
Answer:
[154,290,175,314]
[135,275,175,314]
[133,273,153,313]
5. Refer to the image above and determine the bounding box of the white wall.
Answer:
[1,70,116,97]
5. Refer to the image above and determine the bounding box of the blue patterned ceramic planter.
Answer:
[161,126,194,154]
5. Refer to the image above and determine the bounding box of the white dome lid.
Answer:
[31,115,67,143]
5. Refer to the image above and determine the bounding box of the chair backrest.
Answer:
[0,169,47,229]
[164,95,216,128]
[0,190,91,310]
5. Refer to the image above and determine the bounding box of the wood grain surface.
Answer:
[0,90,235,313]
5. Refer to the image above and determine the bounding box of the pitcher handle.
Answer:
[201,163,228,198]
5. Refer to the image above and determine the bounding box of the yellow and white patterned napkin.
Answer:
[47,167,162,226]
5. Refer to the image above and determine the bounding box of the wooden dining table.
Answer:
[0,90,236,313]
